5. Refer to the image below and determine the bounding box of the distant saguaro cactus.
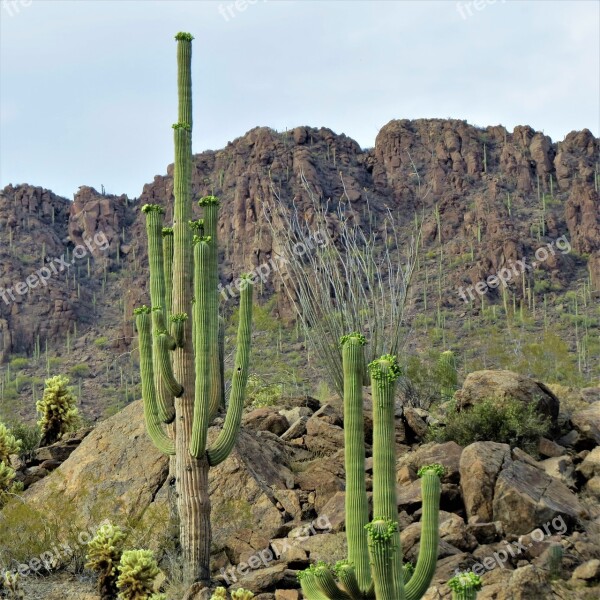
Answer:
[438,350,458,400]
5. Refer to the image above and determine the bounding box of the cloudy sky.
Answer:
[1,0,598,199]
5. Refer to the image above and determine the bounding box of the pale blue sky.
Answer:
[1,0,598,199]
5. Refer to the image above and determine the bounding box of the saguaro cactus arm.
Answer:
[199,196,223,419]
[366,519,398,600]
[207,275,253,466]
[369,353,405,598]
[134,307,175,455]
[162,227,174,318]
[190,237,212,458]
[404,465,444,600]
[340,333,371,593]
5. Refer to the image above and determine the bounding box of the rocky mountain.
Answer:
[0,119,598,422]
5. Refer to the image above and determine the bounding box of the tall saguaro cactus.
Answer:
[298,334,442,599]
[134,32,254,585]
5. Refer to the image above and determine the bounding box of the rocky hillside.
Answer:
[4,369,599,599]
[0,119,598,423]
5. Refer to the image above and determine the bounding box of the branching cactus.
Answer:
[448,572,482,600]
[85,523,127,599]
[133,32,254,585]
[298,333,442,599]
[116,549,162,600]
[438,350,458,400]
[0,423,21,463]
[36,375,80,446]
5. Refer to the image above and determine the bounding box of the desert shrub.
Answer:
[427,397,550,454]
[95,337,109,348]
[8,357,29,370]
[70,364,91,379]
[244,374,282,408]
[0,462,23,508]
[36,375,80,446]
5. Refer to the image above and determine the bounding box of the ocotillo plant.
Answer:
[438,350,458,400]
[133,32,254,585]
[447,572,482,599]
[298,333,442,599]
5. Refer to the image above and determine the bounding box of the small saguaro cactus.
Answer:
[547,543,564,579]
[298,333,442,599]
[36,375,80,446]
[85,523,127,599]
[438,350,458,400]
[448,572,482,600]
[133,32,254,585]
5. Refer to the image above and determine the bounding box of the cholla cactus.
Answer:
[298,334,443,600]
[0,423,21,463]
[210,588,227,600]
[36,375,80,446]
[116,549,161,600]
[1,571,24,599]
[448,571,482,600]
[231,589,254,600]
[0,462,22,507]
[85,523,127,599]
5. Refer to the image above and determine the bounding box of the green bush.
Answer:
[70,364,91,379]
[95,337,109,348]
[9,357,29,370]
[245,374,282,408]
[7,421,40,460]
[427,397,550,455]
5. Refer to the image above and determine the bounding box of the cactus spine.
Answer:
[134,33,253,585]
[298,334,442,600]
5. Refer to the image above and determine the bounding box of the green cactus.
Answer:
[116,549,161,600]
[0,423,21,463]
[231,589,255,600]
[438,350,458,400]
[36,375,80,446]
[298,334,442,599]
[85,523,127,599]
[210,587,227,600]
[0,461,22,507]
[448,572,482,600]
[134,33,253,585]
[547,543,563,579]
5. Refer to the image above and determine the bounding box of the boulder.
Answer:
[459,442,511,522]
[304,417,344,455]
[33,428,92,463]
[397,442,463,484]
[578,447,600,479]
[493,459,588,535]
[571,403,600,446]
[455,370,560,422]
[572,559,600,582]
[243,408,290,436]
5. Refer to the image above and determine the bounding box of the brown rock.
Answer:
[304,417,344,455]
[459,441,511,522]
[571,403,600,446]
[538,437,566,458]
[493,459,588,535]
[243,408,290,436]
[572,559,600,582]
